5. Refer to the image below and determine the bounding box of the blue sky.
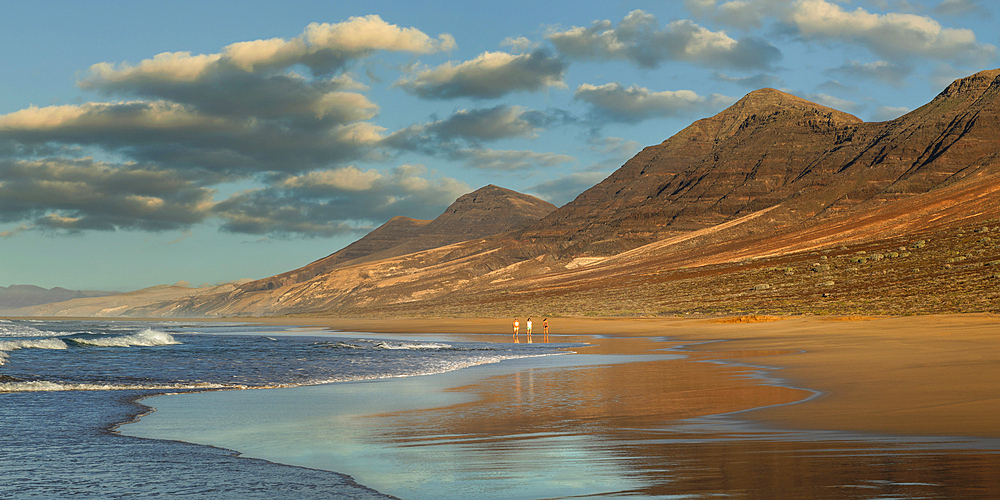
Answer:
[1,0,997,292]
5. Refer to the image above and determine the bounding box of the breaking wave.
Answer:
[0,338,69,365]
[68,329,180,347]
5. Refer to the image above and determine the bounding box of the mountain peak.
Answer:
[433,185,556,230]
[237,186,555,293]
[937,68,1000,99]
[699,87,863,143]
[729,87,861,121]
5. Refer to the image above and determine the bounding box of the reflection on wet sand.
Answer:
[372,338,1000,498]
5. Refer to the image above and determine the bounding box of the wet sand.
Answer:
[254,313,1000,439]
[126,314,1000,498]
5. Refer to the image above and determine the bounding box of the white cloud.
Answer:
[0,158,217,232]
[395,50,567,99]
[0,101,228,133]
[0,100,385,174]
[786,0,996,63]
[547,10,781,70]
[303,16,456,55]
[687,0,995,64]
[798,92,862,112]
[870,105,911,121]
[213,165,470,237]
[82,15,455,84]
[587,136,643,158]
[825,60,911,87]
[575,82,733,123]
[934,0,992,18]
[501,36,540,53]
[527,171,610,206]
[713,72,784,89]
[384,105,541,154]
[451,148,575,171]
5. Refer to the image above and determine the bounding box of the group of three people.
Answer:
[512,317,547,337]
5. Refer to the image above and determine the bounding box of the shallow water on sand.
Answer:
[126,345,1000,499]
[0,319,566,498]
[7,319,1000,498]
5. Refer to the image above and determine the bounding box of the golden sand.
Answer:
[247,313,1000,439]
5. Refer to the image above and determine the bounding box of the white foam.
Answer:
[374,340,452,350]
[71,329,181,347]
[0,380,233,393]
[0,338,69,365]
[0,321,53,338]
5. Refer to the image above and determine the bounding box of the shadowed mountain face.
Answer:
[238,185,556,292]
[521,70,1000,256]
[21,70,1000,318]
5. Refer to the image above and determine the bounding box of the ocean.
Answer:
[0,318,565,498]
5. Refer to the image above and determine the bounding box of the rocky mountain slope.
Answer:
[238,185,556,292]
[519,69,1000,258]
[15,69,1000,318]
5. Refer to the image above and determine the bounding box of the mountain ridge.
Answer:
[238,184,556,292]
[0,285,120,310]
[12,69,1000,318]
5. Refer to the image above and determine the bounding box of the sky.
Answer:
[1,0,997,292]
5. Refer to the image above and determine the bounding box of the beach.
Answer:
[122,314,1000,498]
[238,314,1000,438]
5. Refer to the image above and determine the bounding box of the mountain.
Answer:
[17,69,1000,318]
[520,69,1000,257]
[0,285,120,310]
[238,185,557,292]
[1,284,239,317]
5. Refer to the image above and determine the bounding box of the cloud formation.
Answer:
[712,72,784,89]
[0,99,384,175]
[0,155,478,238]
[527,171,609,206]
[385,105,541,150]
[0,15,461,178]
[448,148,575,171]
[547,10,782,71]
[784,0,996,63]
[689,0,996,64]
[575,82,732,123]
[214,165,469,236]
[0,159,216,232]
[83,15,455,85]
[383,105,576,171]
[395,50,567,99]
[825,60,911,87]
[0,16,477,238]
[934,0,992,18]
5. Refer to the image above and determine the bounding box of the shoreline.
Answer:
[240,313,1000,439]
[116,313,1000,498]
[10,313,1000,438]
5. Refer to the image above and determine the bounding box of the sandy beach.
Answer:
[119,313,1000,497]
[246,313,1000,439]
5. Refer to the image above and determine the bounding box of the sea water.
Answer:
[0,318,563,498]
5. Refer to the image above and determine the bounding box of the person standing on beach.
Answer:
[542,318,548,341]
[513,318,519,337]
[526,318,532,336]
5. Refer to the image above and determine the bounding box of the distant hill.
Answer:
[0,285,120,310]
[238,184,557,292]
